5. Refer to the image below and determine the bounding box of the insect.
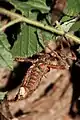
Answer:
[13,53,66,101]
[8,37,76,101]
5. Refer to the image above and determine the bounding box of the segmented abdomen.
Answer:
[17,62,49,100]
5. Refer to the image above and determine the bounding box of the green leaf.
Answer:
[7,0,51,57]
[11,10,55,57]
[10,4,52,58]
[37,29,55,45]
[0,32,13,69]
[11,23,43,57]
[60,16,71,23]
[69,21,80,32]
[7,0,50,16]
[61,18,77,32]
[11,23,55,58]
[64,0,80,16]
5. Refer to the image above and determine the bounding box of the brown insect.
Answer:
[8,37,76,101]
[14,54,66,101]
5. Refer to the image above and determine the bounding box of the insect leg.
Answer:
[14,57,37,63]
[47,64,66,70]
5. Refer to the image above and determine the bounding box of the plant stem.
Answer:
[0,8,80,43]
[0,18,22,31]
[65,33,80,43]
[0,8,64,35]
